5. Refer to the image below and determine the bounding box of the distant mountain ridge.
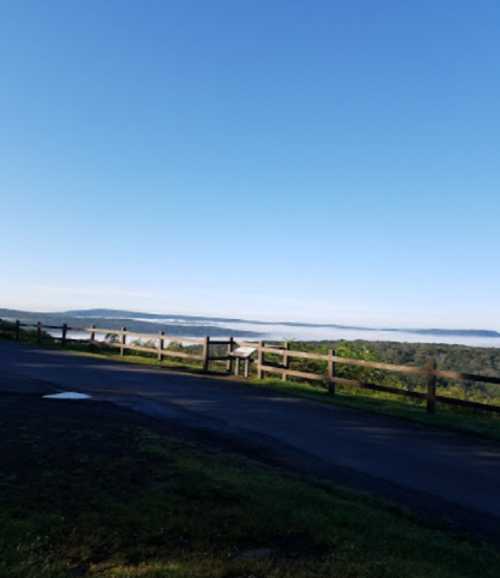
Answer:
[0,308,260,339]
[1,307,499,339]
[65,309,500,337]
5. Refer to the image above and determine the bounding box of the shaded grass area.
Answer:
[1,394,499,578]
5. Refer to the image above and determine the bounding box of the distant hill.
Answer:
[0,308,260,339]
[65,308,500,338]
[410,328,500,338]
[65,308,245,323]
[1,307,499,340]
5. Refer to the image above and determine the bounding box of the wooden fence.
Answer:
[3,318,500,416]
[87,326,223,371]
[5,319,73,346]
[1,320,233,373]
[240,340,500,415]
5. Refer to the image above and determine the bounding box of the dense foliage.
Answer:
[281,340,500,402]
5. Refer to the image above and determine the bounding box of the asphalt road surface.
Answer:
[1,341,500,541]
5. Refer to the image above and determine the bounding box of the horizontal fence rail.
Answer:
[2,319,76,346]
[240,340,500,415]
[2,318,500,415]
[239,342,500,385]
[85,326,215,368]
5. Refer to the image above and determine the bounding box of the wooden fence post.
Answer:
[426,358,437,414]
[120,327,127,357]
[226,337,235,373]
[202,336,210,372]
[61,323,68,347]
[256,341,264,379]
[328,349,336,395]
[15,320,20,341]
[282,341,290,381]
[158,331,165,362]
[89,324,96,343]
[36,322,42,344]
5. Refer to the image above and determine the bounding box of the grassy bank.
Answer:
[1,393,499,578]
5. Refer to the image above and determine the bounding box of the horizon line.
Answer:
[1,305,498,335]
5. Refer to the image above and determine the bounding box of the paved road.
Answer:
[2,341,500,539]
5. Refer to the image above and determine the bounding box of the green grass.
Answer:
[1,394,499,578]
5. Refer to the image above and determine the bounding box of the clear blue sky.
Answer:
[1,1,499,328]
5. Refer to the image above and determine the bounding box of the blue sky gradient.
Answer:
[1,1,499,327]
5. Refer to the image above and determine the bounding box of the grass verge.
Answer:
[1,394,499,578]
